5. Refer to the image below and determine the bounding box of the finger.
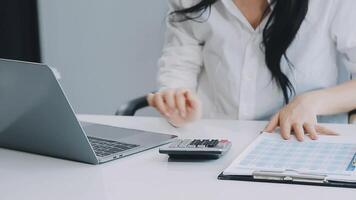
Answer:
[154,93,170,117]
[280,121,292,140]
[292,123,305,142]
[186,91,200,110]
[315,125,339,136]
[175,90,187,117]
[264,113,280,133]
[303,123,318,140]
[162,90,176,111]
[147,93,155,107]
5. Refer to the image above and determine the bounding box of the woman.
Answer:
[147,0,356,141]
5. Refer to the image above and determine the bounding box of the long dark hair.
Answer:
[170,0,309,104]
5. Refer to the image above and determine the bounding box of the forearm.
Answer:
[308,80,356,115]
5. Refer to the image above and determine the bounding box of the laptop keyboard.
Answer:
[88,136,139,157]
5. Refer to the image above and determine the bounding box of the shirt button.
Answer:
[243,72,254,81]
[244,75,253,81]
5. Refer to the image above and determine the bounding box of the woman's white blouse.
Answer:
[157,0,356,122]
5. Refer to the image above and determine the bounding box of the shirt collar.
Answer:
[221,0,274,11]
[267,0,275,11]
[221,0,273,32]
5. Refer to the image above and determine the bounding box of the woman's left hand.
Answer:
[264,93,338,141]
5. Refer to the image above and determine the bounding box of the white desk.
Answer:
[1,115,356,200]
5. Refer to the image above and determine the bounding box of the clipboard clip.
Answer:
[252,170,328,184]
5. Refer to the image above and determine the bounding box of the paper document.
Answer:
[224,133,356,177]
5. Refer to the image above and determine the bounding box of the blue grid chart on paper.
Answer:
[239,137,356,173]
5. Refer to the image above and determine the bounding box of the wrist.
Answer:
[301,90,329,115]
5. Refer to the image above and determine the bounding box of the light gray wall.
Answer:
[38,0,167,115]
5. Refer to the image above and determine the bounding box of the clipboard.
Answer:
[218,133,356,188]
[218,170,356,188]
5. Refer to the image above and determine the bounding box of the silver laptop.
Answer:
[0,59,177,164]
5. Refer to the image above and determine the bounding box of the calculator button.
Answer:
[201,140,210,146]
[207,140,219,147]
[195,140,203,146]
[178,139,192,148]
[207,140,214,147]
[169,140,183,148]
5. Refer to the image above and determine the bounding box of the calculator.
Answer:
[159,139,232,159]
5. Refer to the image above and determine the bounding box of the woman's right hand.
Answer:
[147,88,202,127]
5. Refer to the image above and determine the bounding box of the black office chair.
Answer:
[115,94,150,116]
[350,110,356,124]
[116,93,356,124]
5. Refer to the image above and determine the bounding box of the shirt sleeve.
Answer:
[330,0,356,79]
[157,0,203,91]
